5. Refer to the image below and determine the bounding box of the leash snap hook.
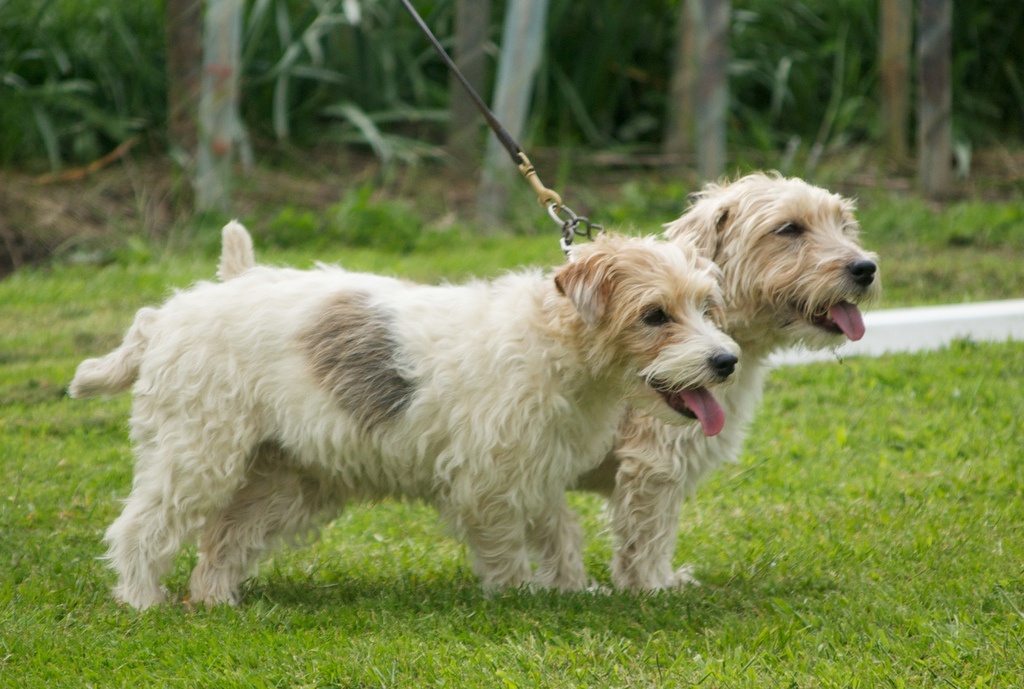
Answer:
[551,203,602,255]
[400,0,602,258]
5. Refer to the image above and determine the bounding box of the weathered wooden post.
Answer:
[167,0,203,164]
[476,0,548,227]
[879,0,912,163]
[694,0,729,181]
[917,0,953,196]
[196,0,247,213]
[448,0,492,169]
[663,0,699,164]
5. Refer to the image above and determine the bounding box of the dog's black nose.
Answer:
[709,351,738,378]
[847,259,877,287]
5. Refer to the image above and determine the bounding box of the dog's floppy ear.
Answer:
[663,183,730,262]
[554,250,613,326]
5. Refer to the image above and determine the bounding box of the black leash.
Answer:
[399,0,600,254]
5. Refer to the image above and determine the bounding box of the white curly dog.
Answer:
[576,173,881,591]
[71,223,740,609]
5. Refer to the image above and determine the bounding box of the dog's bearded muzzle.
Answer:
[640,348,738,436]
[807,300,867,341]
[793,257,880,343]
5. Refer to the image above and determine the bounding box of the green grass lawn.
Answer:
[2,201,1024,686]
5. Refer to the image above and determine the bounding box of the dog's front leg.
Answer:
[458,503,533,592]
[526,496,588,592]
[607,456,692,591]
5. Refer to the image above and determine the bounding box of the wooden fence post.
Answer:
[694,0,729,181]
[476,0,548,227]
[167,0,203,163]
[879,0,912,163]
[196,0,247,214]
[662,0,699,164]
[448,0,492,170]
[917,0,953,197]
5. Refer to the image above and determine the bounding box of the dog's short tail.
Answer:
[217,220,256,281]
[70,221,255,398]
[68,307,160,398]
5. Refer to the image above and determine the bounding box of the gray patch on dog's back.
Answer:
[302,291,413,428]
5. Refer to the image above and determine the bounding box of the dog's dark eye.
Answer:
[642,307,672,327]
[776,222,805,237]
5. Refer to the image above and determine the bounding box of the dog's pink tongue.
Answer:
[829,301,866,341]
[680,388,725,437]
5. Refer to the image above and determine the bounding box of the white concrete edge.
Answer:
[770,298,1024,366]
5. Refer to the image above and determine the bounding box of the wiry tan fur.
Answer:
[575,172,881,591]
[70,222,739,609]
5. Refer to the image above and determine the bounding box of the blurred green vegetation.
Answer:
[1,0,1021,170]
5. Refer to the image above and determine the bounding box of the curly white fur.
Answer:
[71,224,739,609]
[576,173,881,591]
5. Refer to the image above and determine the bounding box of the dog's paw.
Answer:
[112,584,169,611]
[186,588,240,609]
[669,564,702,588]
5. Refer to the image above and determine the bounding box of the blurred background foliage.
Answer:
[2,0,1022,171]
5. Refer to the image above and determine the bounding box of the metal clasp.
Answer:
[549,203,602,255]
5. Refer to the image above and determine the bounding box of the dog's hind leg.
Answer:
[527,497,588,592]
[104,484,191,609]
[104,412,258,609]
[189,444,337,606]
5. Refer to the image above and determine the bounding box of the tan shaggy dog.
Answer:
[575,172,881,591]
[70,223,740,609]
